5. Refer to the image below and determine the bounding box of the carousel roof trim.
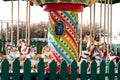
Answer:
[2,0,120,6]
[98,0,120,4]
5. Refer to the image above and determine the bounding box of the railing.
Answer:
[0,59,120,80]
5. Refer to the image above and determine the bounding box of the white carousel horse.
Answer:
[41,45,53,63]
[26,45,41,71]
[17,40,30,55]
[79,35,95,63]
[108,50,119,66]
[100,42,119,65]
[17,40,41,70]
[83,35,94,49]
[78,35,95,72]
[5,40,20,63]
[5,46,20,72]
[99,42,107,60]
[6,46,20,63]
[89,41,104,67]
[16,40,31,66]
[5,40,12,55]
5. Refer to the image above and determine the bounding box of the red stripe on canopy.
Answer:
[44,3,84,12]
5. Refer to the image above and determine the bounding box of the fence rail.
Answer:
[0,59,120,80]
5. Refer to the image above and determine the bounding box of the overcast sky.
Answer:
[0,0,120,33]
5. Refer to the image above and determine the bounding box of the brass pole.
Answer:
[11,0,14,44]
[6,23,9,41]
[93,3,96,39]
[107,0,110,61]
[28,1,31,45]
[17,0,20,42]
[90,0,92,37]
[110,0,112,49]
[104,0,106,43]
[100,2,102,43]
[25,0,28,43]
[80,12,83,56]
[78,12,83,61]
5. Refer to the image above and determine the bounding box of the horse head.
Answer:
[83,35,94,49]
[17,39,26,47]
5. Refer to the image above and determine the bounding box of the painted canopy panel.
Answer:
[98,0,120,4]
[3,0,120,4]
[2,0,94,6]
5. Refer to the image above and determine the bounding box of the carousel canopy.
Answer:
[2,0,97,6]
[3,0,120,6]
[98,0,120,4]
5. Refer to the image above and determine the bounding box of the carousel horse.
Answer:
[79,35,95,63]
[5,40,12,55]
[16,40,31,66]
[100,42,119,65]
[6,46,20,61]
[5,46,20,72]
[83,35,94,49]
[108,50,119,66]
[99,42,107,60]
[16,39,30,55]
[17,40,41,69]
[41,45,53,64]
[90,41,103,67]
[26,45,41,71]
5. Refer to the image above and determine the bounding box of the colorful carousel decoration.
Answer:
[34,0,96,65]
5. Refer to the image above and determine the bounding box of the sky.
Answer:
[0,0,120,33]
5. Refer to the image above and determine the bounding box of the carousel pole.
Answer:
[107,0,110,60]
[0,21,3,40]
[104,0,106,43]
[11,0,14,44]
[79,12,83,58]
[99,1,102,43]
[17,0,20,42]
[6,23,9,41]
[93,3,96,39]
[106,0,110,75]
[110,0,112,49]
[28,0,31,45]
[90,0,93,37]
[25,0,29,43]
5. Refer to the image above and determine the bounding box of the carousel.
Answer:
[1,0,120,73]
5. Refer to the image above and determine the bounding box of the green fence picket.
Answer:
[80,61,88,80]
[99,60,106,80]
[37,41,41,54]
[38,58,45,80]
[13,59,20,80]
[70,60,77,80]
[0,58,120,80]
[118,61,120,80]
[24,59,31,80]
[1,59,9,80]
[60,61,67,80]
[0,40,2,53]
[90,60,98,80]
[109,61,115,80]
[49,60,57,80]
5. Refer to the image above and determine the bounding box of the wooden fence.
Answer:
[0,59,120,80]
